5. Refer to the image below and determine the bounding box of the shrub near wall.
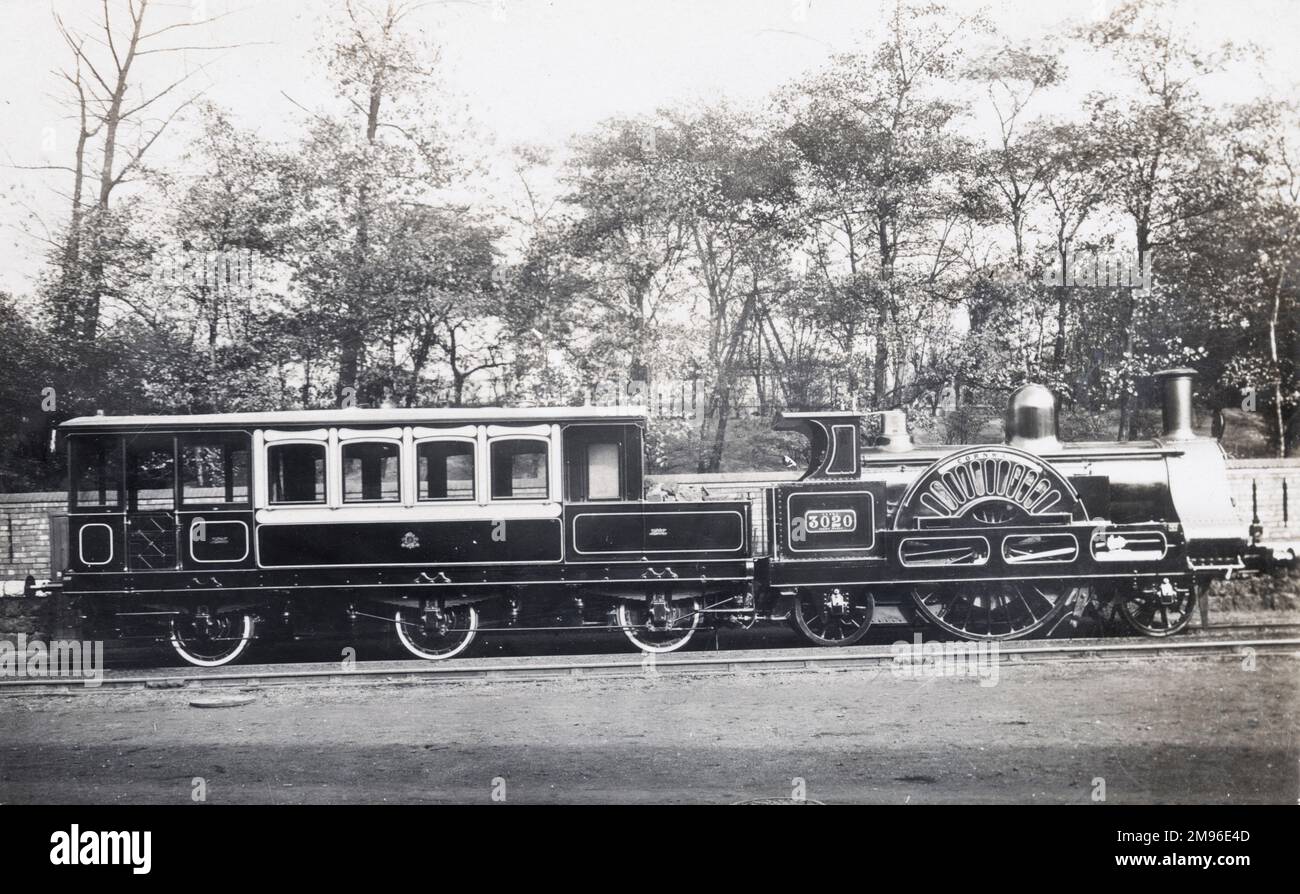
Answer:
[0,596,52,642]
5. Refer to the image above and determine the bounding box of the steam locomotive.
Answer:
[49,368,1276,666]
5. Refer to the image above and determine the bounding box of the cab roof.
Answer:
[60,405,649,433]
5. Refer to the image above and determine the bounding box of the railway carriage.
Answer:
[49,368,1278,666]
[57,406,752,665]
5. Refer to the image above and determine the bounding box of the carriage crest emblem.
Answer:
[400,531,420,550]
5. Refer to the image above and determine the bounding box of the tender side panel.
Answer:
[256,518,563,568]
[770,482,887,562]
[565,501,750,561]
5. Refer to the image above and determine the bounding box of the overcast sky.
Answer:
[2,0,1298,296]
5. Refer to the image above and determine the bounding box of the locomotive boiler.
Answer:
[47,368,1271,666]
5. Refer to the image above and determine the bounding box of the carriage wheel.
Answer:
[616,597,702,654]
[791,588,874,646]
[169,612,255,667]
[394,604,479,660]
[1117,579,1195,637]
[911,581,1074,641]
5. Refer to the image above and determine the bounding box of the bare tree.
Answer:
[966,40,1064,269]
[46,0,240,341]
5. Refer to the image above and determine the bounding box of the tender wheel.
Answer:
[1117,578,1195,637]
[911,581,1076,641]
[395,603,479,660]
[791,588,874,646]
[616,596,702,654]
[169,611,255,667]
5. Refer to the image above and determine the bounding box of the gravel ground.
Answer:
[1,652,1296,804]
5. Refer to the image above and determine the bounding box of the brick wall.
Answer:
[0,492,66,582]
[1222,459,1300,543]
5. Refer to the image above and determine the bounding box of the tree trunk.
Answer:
[1116,224,1150,440]
[1052,247,1069,368]
[1270,268,1287,458]
[873,218,892,407]
[702,387,730,473]
[337,52,388,405]
[872,316,889,407]
[55,87,91,339]
[81,9,144,343]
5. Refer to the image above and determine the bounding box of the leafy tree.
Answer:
[1079,0,1241,436]
[290,0,456,406]
[782,1,987,407]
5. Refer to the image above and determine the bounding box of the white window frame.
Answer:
[413,432,479,504]
[337,427,404,506]
[486,424,557,503]
[262,429,330,508]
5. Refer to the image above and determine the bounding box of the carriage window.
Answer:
[71,436,122,508]
[418,441,475,501]
[491,439,549,500]
[181,436,250,505]
[586,442,621,500]
[268,443,326,504]
[129,440,176,510]
[342,441,401,503]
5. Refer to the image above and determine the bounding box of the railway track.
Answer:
[2,629,1298,696]
[1190,621,1300,637]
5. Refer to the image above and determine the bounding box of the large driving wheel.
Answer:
[911,581,1075,641]
[1117,578,1195,637]
[395,603,479,660]
[895,447,1091,643]
[616,596,702,654]
[791,588,874,646]
[169,611,255,667]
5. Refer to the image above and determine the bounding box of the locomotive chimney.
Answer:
[1155,368,1197,441]
[1004,384,1060,452]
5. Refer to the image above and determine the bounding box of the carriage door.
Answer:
[125,435,179,571]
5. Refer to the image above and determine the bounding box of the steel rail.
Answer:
[1,635,1297,696]
[1193,622,1300,636]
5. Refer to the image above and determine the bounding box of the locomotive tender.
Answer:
[50,368,1270,666]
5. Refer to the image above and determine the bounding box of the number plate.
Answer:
[804,509,856,533]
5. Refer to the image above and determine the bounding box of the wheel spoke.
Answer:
[618,599,701,654]
[1118,582,1194,637]
[792,590,873,647]
[395,605,478,660]
[171,613,254,667]
[913,583,1071,641]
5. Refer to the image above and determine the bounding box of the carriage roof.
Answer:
[59,405,649,433]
